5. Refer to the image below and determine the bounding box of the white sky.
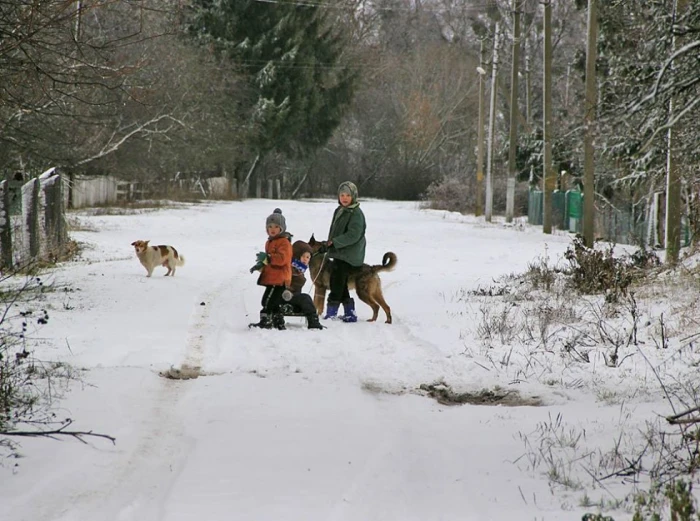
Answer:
[1,198,691,521]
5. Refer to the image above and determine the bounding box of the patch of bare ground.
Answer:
[419,381,543,407]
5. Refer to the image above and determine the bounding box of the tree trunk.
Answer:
[242,153,261,198]
[542,1,554,234]
[582,0,598,247]
[665,0,685,264]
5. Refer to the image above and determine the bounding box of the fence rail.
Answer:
[0,168,68,270]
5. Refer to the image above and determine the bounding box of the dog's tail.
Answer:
[371,252,397,273]
[176,255,186,267]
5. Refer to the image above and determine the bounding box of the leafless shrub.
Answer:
[524,247,565,292]
[421,176,473,213]
[0,269,113,459]
[470,283,513,297]
[564,235,658,303]
[515,412,588,491]
[476,303,518,345]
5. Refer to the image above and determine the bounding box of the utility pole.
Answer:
[475,41,486,217]
[485,22,500,223]
[506,0,522,223]
[665,0,687,264]
[525,36,531,127]
[582,0,598,247]
[542,1,553,234]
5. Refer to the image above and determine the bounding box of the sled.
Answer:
[279,304,308,324]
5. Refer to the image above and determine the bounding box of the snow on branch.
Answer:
[75,114,186,166]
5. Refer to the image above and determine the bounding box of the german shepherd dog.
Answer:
[308,235,397,324]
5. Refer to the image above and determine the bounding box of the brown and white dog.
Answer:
[131,240,185,277]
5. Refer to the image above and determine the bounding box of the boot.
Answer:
[323,301,340,320]
[271,313,286,330]
[307,314,325,330]
[249,312,272,329]
[341,298,358,323]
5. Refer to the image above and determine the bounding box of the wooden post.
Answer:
[485,22,500,223]
[29,178,40,258]
[475,40,486,217]
[506,0,522,223]
[0,181,13,270]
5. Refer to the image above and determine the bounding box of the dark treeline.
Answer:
[1,0,698,210]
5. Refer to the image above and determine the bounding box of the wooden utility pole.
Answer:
[665,0,687,264]
[506,0,521,223]
[582,0,598,247]
[524,36,531,127]
[475,40,486,217]
[485,22,500,223]
[542,1,554,234]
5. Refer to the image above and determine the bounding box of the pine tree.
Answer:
[596,0,700,185]
[187,0,357,159]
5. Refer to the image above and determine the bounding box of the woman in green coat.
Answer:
[323,181,366,322]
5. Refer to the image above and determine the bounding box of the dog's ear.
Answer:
[309,234,316,245]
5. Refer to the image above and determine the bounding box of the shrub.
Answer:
[563,235,658,303]
[421,177,473,213]
[0,270,113,456]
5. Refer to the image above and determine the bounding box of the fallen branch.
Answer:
[667,405,700,425]
[1,419,115,444]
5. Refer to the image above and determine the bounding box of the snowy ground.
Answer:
[1,198,694,521]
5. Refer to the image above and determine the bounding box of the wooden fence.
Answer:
[0,169,277,270]
[0,168,68,270]
[67,174,119,208]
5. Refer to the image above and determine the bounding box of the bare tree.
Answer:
[0,1,197,175]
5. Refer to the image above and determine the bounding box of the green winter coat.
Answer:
[327,182,366,267]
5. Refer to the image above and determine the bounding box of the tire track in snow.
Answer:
[56,281,239,521]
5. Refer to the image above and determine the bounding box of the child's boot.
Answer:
[272,313,286,330]
[307,314,325,330]
[341,298,358,323]
[323,301,340,320]
[249,312,272,329]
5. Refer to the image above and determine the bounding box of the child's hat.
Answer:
[266,208,286,233]
[292,240,312,259]
[337,181,358,203]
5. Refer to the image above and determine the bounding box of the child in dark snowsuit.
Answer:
[249,208,292,330]
[282,240,324,330]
